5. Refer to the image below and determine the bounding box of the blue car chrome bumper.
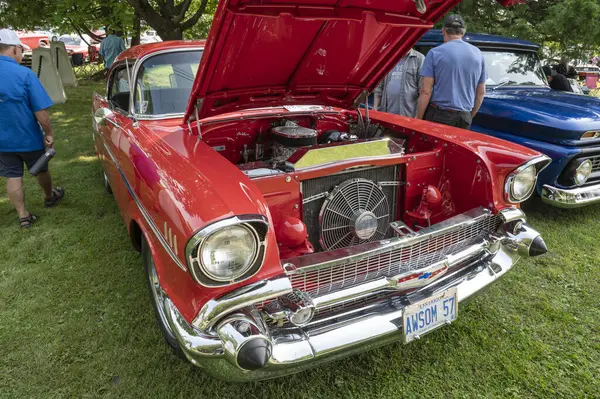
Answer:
[541,183,600,208]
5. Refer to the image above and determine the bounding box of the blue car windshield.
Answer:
[483,50,547,87]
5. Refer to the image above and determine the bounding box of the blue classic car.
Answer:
[416,30,600,208]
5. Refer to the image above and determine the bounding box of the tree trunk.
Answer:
[156,27,184,40]
[125,0,199,41]
[131,13,142,46]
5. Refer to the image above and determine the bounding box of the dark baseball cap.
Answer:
[542,66,557,77]
[443,14,465,28]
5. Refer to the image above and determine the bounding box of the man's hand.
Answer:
[44,134,54,148]
[471,83,486,118]
[35,109,54,147]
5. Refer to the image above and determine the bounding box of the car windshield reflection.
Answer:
[483,50,547,87]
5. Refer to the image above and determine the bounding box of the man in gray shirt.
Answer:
[373,49,425,118]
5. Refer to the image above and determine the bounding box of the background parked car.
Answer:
[140,30,162,44]
[57,34,100,66]
[417,30,600,208]
[17,31,50,50]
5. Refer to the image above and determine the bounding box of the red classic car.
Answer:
[92,0,550,381]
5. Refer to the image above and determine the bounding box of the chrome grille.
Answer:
[590,155,600,171]
[290,212,501,296]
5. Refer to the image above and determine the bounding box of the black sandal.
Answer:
[19,213,38,228]
[44,187,65,208]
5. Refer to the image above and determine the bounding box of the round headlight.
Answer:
[574,159,592,186]
[508,165,537,202]
[199,225,258,281]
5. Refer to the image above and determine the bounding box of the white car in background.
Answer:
[140,30,162,44]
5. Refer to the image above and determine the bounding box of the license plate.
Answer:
[402,287,457,343]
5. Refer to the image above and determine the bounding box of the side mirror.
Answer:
[94,107,114,127]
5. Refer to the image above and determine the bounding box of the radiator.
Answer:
[301,165,400,252]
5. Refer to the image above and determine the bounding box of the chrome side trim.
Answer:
[98,132,187,271]
[541,183,600,208]
[193,277,293,331]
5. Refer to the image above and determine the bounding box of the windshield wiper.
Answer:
[491,80,517,91]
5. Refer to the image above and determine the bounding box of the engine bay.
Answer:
[196,110,491,259]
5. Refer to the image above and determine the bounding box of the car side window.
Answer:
[108,66,131,113]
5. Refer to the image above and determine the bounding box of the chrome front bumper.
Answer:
[162,208,545,381]
[541,183,600,208]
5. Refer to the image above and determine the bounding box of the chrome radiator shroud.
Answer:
[301,165,400,252]
[285,208,502,298]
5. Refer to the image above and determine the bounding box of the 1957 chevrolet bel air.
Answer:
[92,0,550,381]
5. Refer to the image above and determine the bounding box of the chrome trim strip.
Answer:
[97,131,187,271]
[193,277,293,331]
[541,183,600,208]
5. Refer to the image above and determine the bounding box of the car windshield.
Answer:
[134,50,203,116]
[482,50,547,87]
[59,36,81,46]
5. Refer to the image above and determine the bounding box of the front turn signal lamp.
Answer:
[580,131,600,140]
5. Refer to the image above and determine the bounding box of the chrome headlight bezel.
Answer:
[573,159,593,186]
[505,156,552,203]
[185,216,269,287]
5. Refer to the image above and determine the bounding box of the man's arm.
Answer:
[471,83,485,117]
[35,110,54,147]
[416,77,434,119]
[373,78,384,111]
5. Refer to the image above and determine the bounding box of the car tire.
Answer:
[142,237,186,359]
[103,172,113,195]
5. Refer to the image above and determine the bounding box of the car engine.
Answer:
[232,120,406,254]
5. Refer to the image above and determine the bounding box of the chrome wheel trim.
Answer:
[148,255,176,339]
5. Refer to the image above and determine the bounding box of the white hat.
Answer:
[0,29,22,46]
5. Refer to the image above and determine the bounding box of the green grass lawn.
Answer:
[1,82,599,398]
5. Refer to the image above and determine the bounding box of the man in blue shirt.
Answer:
[0,29,64,228]
[99,28,126,70]
[416,15,487,129]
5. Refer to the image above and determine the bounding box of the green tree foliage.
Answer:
[0,0,214,41]
[454,0,600,60]
[0,0,132,41]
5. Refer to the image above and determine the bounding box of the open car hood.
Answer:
[186,0,522,121]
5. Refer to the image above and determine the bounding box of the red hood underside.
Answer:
[186,0,518,121]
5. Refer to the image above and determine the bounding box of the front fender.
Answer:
[471,125,582,192]
[128,124,283,322]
